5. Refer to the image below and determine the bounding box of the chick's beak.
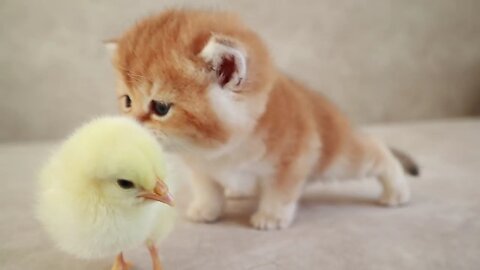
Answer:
[138,179,174,206]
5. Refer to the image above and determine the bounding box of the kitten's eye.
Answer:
[124,95,132,108]
[117,179,135,189]
[151,101,172,117]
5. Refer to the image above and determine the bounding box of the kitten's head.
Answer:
[107,10,274,153]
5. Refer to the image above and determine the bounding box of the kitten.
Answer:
[106,9,419,230]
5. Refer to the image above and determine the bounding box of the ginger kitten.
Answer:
[107,9,419,230]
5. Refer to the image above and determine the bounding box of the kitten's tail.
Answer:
[390,147,420,177]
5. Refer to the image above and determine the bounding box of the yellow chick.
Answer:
[37,116,176,270]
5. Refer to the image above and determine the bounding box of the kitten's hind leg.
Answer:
[338,134,411,206]
[376,147,411,206]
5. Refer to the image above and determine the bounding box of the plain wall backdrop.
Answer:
[1,0,480,141]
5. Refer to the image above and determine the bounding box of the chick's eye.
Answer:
[117,179,135,189]
[124,95,132,108]
[151,101,172,117]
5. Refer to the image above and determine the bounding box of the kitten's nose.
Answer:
[131,107,150,122]
[135,113,150,122]
[131,101,151,122]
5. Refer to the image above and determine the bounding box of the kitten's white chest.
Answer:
[201,136,273,194]
[213,166,259,197]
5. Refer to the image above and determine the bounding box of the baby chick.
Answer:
[37,116,176,270]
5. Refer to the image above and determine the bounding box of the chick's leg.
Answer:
[147,242,163,270]
[111,253,132,270]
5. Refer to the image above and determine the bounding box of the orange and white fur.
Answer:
[107,9,418,230]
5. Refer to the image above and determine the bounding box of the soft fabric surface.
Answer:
[1,118,479,270]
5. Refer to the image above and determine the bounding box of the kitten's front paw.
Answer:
[186,201,223,223]
[379,184,411,207]
[250,210,294,230]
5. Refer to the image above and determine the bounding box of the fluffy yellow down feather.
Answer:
[37,116,177,269]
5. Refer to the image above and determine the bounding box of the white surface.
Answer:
[1,118,479,269]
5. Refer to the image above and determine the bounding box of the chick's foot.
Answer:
[111,253,132,270]
[147,242,164,270]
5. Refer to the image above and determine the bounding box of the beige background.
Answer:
[1,0,480,141]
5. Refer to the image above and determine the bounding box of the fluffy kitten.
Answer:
[106,9,418,230]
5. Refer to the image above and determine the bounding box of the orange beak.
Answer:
[137,179,174,206]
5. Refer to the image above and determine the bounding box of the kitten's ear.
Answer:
[103,39,118,59]
[199,35,247,90]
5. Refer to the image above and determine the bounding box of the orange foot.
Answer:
[147,241,164,270]
[111,253,132,270]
